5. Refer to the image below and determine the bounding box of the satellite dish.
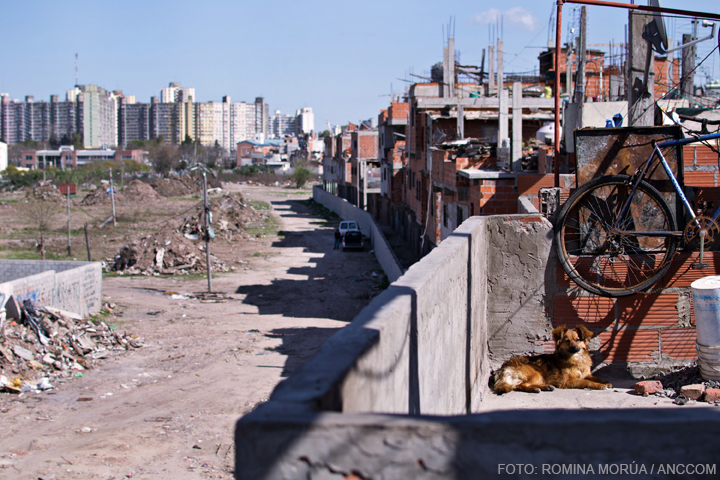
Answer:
[644,0,668,54]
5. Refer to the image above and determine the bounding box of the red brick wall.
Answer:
[389,102,408,121]
[358,134,378,159]
[468,178,517,215]
[553,252,720,364]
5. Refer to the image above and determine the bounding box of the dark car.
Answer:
[342,230,364,250]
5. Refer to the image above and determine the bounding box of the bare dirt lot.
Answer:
[0,182,383,479]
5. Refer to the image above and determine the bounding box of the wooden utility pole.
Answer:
[66,191,71,256]
[202,172,213,293]
[109,168,117,226]
[84,222,92,261]
[628,11,655,126]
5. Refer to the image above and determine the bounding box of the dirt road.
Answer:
[0,185,382,479]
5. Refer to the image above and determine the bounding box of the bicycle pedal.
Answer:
[692,262,709,270]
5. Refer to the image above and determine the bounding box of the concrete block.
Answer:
[634,380,663,396]
[680,383,706,400]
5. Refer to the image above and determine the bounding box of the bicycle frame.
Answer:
[615,131,720,237]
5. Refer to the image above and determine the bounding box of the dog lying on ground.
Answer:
[492,325,612,394]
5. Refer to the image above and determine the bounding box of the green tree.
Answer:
[320,129,331,138]
[126,139,148,150]
[71,133,84,150]
[290,167,312,188]
[48,133,60,149]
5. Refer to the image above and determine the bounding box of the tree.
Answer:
[21,198,61,261]
[290,167,312,188]
[71,133,84,150]
[320,130,331,138]
[48,133,60,149]
[126,139,148,150]
[150,144,180,175]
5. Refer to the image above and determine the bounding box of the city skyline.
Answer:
[1,0,717,130]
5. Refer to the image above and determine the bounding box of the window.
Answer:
[443,203,448,228]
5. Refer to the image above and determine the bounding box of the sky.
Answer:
[1,1,718,132]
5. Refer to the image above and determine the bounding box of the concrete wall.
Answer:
[236,214,720,479]
[313,185,404,283]
[0,260,102,318]
[237,405,720,480]
[0,259,98,283]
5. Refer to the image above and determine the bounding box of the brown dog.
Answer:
[492,325,612,394]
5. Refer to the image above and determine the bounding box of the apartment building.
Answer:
[377,101,408,226]
[269,110,296,139]
[1,93,81,145]
[80,84,118,148]
[296,107,314,135]
[118,97,150,147]
[160,82,195,104]
[2,82,284,157]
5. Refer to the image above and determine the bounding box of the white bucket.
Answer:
[691,276,720,381]
[696,344,720,381]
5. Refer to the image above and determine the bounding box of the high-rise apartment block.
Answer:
[79,84,117,148]
[296,107,314,135]
[160,82,195,104]
[2,90,83,145]
[1,82,299,154]
[270,110,297,138]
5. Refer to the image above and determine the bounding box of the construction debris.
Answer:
[108,191,259,275]
[0,303,142,394]
[644,362,720,403]
[108,226,229,275]
[28,182,65,202]
[434,138,493,159]
[80,179,160,206]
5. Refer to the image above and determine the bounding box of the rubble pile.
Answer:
[28,182,65,202]
[80,185,125,206]
[109,226,230,275]
[435,138,493,159]
[0,301,141,394]
[211,192,259,238]
[107,189,256,275]
[178,192,259,241]
[146,177,197,197]
[121,179,162,202]
[639,362,720,404]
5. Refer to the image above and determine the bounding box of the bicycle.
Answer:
[554,131,720,298]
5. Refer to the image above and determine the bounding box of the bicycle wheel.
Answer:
[554,175,678,297]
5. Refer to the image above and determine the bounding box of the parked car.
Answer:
[342,230,364,250]
[338,221,360,236]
